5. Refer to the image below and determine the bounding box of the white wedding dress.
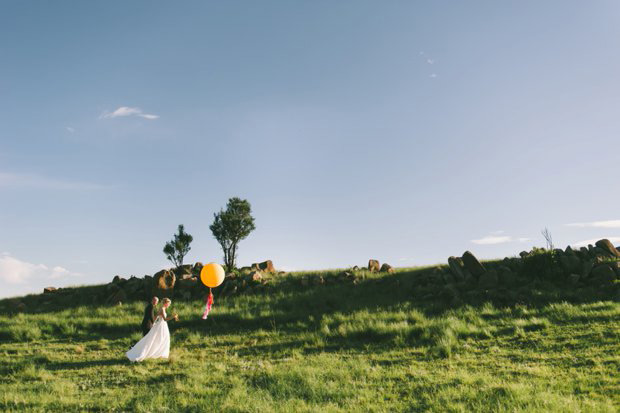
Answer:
[126,309,170,362]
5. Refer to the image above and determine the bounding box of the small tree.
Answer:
[163,224,193,267]
[210,197,256,271]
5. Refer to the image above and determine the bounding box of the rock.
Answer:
[440,284,459,300]
[609,261,620,277]
[498,267,516,286]
[595,239,620,258]
[251,260,275,273]
[174,265,193,279]
[442,272,455,284]
[448,256,466,281]
[43,287,57,294]
[462,251,486,277]
[559,254,581,274]
[192,262,203,275]
[462,268,474,282]
[568,273,580,285]
[581,259,595,279]
[176,277,198,290]
[153,269,176,295]
[590,264,616,284]
[590,246,613,259]
[478,269,498,289]
[380,263,394,273]
[368,259,380,272]
[249,271,262,282]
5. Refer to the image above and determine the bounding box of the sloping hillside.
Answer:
[1,249,619,412]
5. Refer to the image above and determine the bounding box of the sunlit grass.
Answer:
[0,267,619,411]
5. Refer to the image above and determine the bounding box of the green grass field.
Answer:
[1,267,619,412]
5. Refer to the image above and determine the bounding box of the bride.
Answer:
[127,297,178,362]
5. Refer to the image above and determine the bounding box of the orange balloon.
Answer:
[200,263,225,288]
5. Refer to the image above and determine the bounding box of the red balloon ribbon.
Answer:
[202,288,214,320]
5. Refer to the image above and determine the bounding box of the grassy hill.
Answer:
[1,265,619,412]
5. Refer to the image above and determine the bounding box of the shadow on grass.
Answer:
[1,265,618,347]
[46,358,129,370]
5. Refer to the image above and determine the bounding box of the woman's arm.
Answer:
[160,308,177,321]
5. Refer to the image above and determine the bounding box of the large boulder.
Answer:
[251,260,275,273]
[447,256,466,282]
[368,259,380,272]
[595,239,620,258]
[249,271,263,282]
[478,269,498,289]
[462,251,486,277]
[589,264,617,284]
[497,266,516,286]
[153,269,176,297]
[174,265,193,279]
[581,259,595,280]
[176,277,198,290]
[380,263,394,274]
[559,254,581,274]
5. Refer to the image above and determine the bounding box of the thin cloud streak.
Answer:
[572,237,620,248]
[100,106,159,120]
[566,220,620,228]
[471,234,531,245]
[471,235,512,245]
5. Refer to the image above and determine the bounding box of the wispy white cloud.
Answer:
[572,237,620,248]
[0,253,81,285]
[66,126,75,133]
[100,106,159,120]
[566,220,620,229]
[426,58,435,65]
[471,234,531,245]
[0,172,106,190]
[471,235,512,245]
[429,73,438,78]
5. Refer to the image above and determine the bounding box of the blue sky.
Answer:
[2,1,620,298]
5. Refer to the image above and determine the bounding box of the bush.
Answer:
[519,248,562,281]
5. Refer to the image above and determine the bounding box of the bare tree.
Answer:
[541,227,554,251]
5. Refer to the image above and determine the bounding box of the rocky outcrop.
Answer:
[251,260,275,273]
[380,263,394,274]
[368,259,380,272]
[595,239,620,258]
[461,251,486,277]
[153,269,176,298]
